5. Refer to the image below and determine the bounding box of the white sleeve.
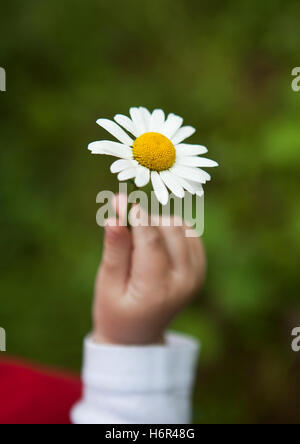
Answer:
[71,332,200,424]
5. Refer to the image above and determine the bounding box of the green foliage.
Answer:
[1,0,300,424]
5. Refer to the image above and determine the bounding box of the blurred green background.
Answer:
[1,0,300,424]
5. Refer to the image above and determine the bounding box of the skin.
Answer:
[93,194,206,345]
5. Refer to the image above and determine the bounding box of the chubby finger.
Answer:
[112,193,128,226]
[157,218,191,273]
[130,208,170,284]
[100,219,132,292]
[186,235,206,287]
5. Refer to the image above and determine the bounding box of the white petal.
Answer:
[186,180,204,197]
[114,114,138,137]
[151,171,169,205]
[176,156,218,168]
[139,107,152,132]
[171,126,196,145]
[130,107,146,135]
[160,171,185,198]
[118,167,137,181]
[198,169,211,181]
[135,165,150,187]
[96,119,134,146]
[174,176,197,194]
[162,113,183,138]
[175,144,208,156]
[149,109,165,132]
[171,165,210,183]
[88,141,133,159]
[110,159,137,173]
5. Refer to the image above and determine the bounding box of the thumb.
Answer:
[101,221,132,293]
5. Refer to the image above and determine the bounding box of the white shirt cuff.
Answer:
[71,332,200,424]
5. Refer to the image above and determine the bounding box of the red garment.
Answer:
[0,358,82,424]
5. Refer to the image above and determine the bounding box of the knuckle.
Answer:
[192,237,205,258]
[175,270,199,299]
[144,229,161,247]
[172,224,184,234]
[102,252,119,271]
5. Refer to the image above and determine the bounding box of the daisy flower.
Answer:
[88,107,218,205]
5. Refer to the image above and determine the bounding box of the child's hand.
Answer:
[93,195,206,345]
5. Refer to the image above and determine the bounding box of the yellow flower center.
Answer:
[132,132,176,171]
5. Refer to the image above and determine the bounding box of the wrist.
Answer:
[92,330,165,346]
